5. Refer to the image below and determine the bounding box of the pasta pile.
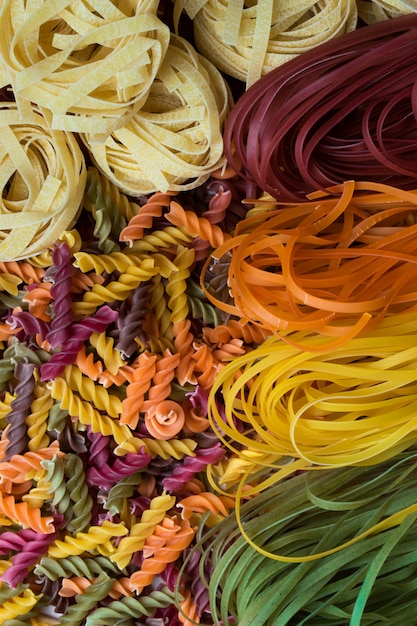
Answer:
[0,3,417,626]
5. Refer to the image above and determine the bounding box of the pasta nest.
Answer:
[357,0,415,23]
[82,34,232,195]
[0,0,170,134]
[0,102,86,261]
[173,0,358,88]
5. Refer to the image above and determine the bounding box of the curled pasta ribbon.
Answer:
[358,0,414,23]
[115,436,197,460]
[0,588,40,621]
[0,103,86,261]
[82,33,231,194]
[208,314,417,485]
[167,202,226,248]
[145,400,185,440]
[0,0,170,134]
[119,192,175,245]
[174,0,357,88]
[203,181,417,345]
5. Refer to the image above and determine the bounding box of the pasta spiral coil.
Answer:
[47,522,128,559]
[84,587,177,625]
[63,365,122,418]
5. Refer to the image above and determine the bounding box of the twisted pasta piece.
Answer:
[120,352,157,428]
[173,320,197,386]
[74,346,103,382]
[63,365,122,418]
[88,332,126,377]
[83,587,177,625]
[142,517,182,558]
[0,274,22,295]
[26,382,52,451]
[203,319,271,346]
[115,437,197,460]
[141,350,181,417]
[58,573,115,626]
[115,281,152,358]
[49,377,131,445]
[110,493,175,569]
[0,588,40,621]
[183,401,210,434]
[59,575,133,599]
[48,522,128,559]
[34,555,123,581]
[5,362,36,460]
[2,530,57,588]
[73,250,146,275]
[104,470,143,516]
[128,519,195,593]
[84,169,127,254]
[0,262,44,284]
[145,400,185,440]
[166,246,195,324]
[166,202,226,248]
[0,444,63,483]
[22,282,52,323]
[41,455,70,518]
[149,275,173,342]
[179,589,200,626]
[190,343,219,391]
[119,192,174,244]
[0,493,55,534]
[162,444,226,493]
[85,167,141,223]
[178,492,234,523]
[64,454,93,534]
[46,242,74,349]
[73,261,158,317]
[212,338,246,362]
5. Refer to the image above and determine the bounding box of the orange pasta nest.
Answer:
[203,181,417,346]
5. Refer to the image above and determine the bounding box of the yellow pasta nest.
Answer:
[0,102,86,261]
[0,0,170,134]
[357,0,415,23]
[173,0,358,87]
[82,34,232,194]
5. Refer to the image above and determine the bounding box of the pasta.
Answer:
[0,103,86,260]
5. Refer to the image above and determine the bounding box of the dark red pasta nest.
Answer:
[224,13,417,202]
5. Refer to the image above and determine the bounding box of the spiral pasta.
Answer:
[0,103,86,261]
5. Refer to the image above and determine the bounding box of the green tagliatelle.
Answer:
[185,451,417,625]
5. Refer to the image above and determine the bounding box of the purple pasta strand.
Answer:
[87,429,111,468]
[40,305,118,380]
[2,531,57,588]
[6,310,50,341]
[0,528,40,555]
[5,362,36,460]
[46,242,74,349]
[162,444,226,493]
[115,281,152,358]
[86,449,152,489]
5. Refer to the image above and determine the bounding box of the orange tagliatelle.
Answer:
[202,181,417,348]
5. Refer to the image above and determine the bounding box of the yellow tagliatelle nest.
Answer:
[0,102,86,261]
[173,0,358,88]
[83,34,232,195]
[357,0,415,23]
[0,0,170,134]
